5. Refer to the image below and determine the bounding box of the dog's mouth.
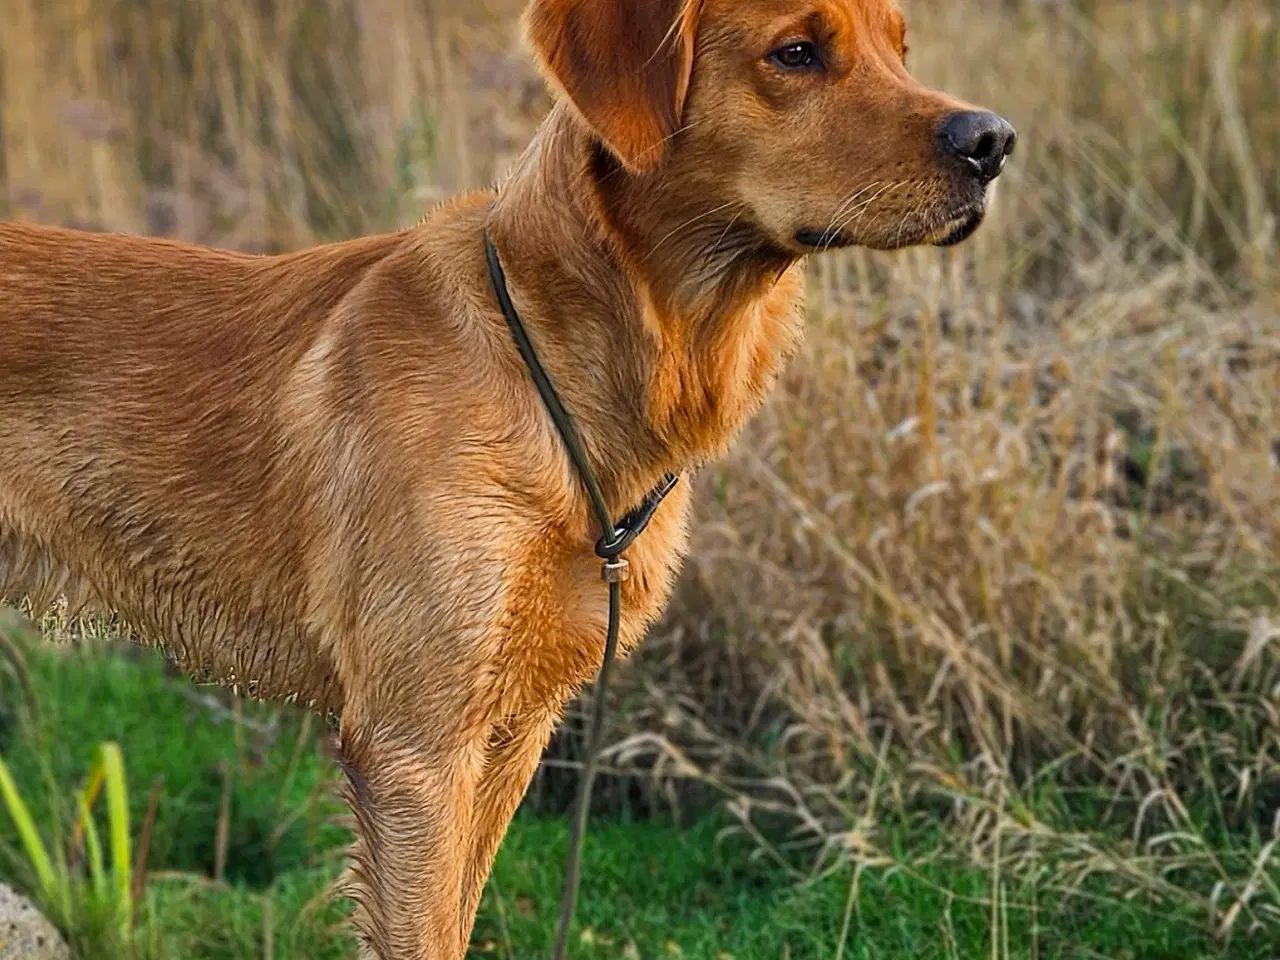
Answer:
[794,227,856,251]
[794,202,988,253]
[930,206,986,247]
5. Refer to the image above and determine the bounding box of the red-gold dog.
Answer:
[0,0,1014,955]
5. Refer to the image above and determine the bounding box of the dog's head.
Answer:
[525,0,1015,253]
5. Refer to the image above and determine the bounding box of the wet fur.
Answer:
[0,0,1005,956]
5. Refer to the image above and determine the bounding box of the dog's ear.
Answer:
[524,0,699,174]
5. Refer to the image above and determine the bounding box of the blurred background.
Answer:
[1,0,1278,957]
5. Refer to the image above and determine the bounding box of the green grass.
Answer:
[1,628,1272,959]
[472,816,1270,960]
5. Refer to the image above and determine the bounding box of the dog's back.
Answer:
[0,221,415,707]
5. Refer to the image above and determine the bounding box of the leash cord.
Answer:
[550,576,621,960]
[484,233,678,959]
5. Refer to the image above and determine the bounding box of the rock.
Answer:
[0,885,69,960]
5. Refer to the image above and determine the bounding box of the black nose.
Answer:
[939,111,1016,183]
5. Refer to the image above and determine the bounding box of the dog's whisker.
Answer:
[825,180,905,247]
[646,200,742,261]
[805,183,878,253]
[831,183,900,239]
[628,115,713,172]
[709,207,748,256]
[819,180,885,244]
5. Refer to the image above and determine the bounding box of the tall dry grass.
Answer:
[3,0,1278,945]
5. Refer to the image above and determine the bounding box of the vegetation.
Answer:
[1,0,1278,956]
[2,629,1276,958]
[0,733,135,955]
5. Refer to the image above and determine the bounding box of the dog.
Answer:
[0,0,1014,955]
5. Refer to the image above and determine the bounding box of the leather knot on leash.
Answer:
[484,231,678,959]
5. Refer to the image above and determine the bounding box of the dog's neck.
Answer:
[486,103,806,515]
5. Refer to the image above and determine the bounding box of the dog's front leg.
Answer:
[457,706,558,951]
[339,716,481,960]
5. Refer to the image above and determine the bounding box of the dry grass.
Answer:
[3,0,1278,948]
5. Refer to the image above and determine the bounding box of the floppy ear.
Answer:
[524,0,699,174]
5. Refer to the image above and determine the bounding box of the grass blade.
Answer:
[0,752,68,920]
[77,758,109,902]
[99,742,133,939]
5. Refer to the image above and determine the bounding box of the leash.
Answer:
[484,233,679,960]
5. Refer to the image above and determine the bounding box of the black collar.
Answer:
[483,233,679,561]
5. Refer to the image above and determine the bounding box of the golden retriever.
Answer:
[0,0,1014,955]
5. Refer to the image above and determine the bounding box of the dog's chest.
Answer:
[494,483,693,714]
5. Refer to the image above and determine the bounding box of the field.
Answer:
[2,0,1279,957]
[1,624,1271,959]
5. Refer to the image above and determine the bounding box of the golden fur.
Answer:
[0,0,1012,955]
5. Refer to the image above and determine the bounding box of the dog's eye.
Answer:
[770,42,819,70]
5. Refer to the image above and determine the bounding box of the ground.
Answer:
[1,627,1273,958]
